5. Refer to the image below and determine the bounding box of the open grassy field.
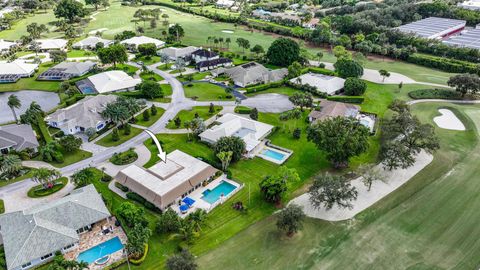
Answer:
[134,106,165,127]
[95,126,143,147]
[197,103,480,269]
[184,82,233,101]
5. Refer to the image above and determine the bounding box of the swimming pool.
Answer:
[77,236,124,264]
[80,87,96,94]
[261,148,286,161]
[201,181,236,204]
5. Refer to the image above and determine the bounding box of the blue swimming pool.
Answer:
[261,148,286,161]
[77,236,124,264]
[201,181,236,204]
[80,87,96,94]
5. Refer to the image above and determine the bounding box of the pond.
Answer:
[0,90,60,124]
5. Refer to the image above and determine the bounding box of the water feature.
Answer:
[0,90,60,124]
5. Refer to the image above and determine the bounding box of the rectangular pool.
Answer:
[261,149,286,161]
[201,181,236,204]
[77,236,124,264]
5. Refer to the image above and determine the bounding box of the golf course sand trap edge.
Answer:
[433,109,466,131]
[289,150,434,221]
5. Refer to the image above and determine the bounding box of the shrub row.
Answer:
[126,192,160,212]
[115,182,129,192]
[407,54,480,75]
[244,80,285,93]
[408,88,463,100]
[103,258,127,270]
[234,106,252,114]
[327,96,365,104]
[302,67,337,76]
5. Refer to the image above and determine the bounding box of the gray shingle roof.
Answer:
[0,185,110,270]
[0,124,39,151]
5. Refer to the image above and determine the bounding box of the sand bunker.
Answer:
[433,109,465,131]
[290,151,433,221]
[222,30,234,34]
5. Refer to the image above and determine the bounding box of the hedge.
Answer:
[115,182,129,192]
[407,54,480,75]
[129,245,149,265]
[327,96,365,104]
[103,258,127,270]
[302,67,337,76]
[408,88,463,100]
[36,114,52,143]
[234,106,252,114]
[245,80,285,93]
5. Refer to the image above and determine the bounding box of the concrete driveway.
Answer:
[241,93,294,113]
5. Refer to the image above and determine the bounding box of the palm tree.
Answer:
[183,120,193,141]
[186,209,207,232]
[7,94,21,123]
[32,167,61,189]
[101,102,129,126]
[216,151,233,171]
[118,97,140,120]
[0,154,22,177]
[39,141,58,162]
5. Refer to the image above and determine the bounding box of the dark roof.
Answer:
[0,124,39,151]
[196,57,232,69]
[192,49,218,58]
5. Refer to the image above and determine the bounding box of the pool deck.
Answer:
[171,175,242,218]
[64,217,128,270]
[256,144,293,165]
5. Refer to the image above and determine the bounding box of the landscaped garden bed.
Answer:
[27,177,68,198]
[110,148,138,165]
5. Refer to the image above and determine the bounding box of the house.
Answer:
[196,58,233,71]
[0,185,111,270]
[0,60,38,83]
[75,71,141,94]
[120,36,165,51]
[252,9,271,19]
[303,18,320,29]
[72,36,113,50]
[0,124,39,154]
[199,113,274,156]
[37,61,96,81]
[290,73,345,95]
[0,39,16,53]
[308,100,376,132]
[34,39,68,51]
[158,46,199,60]
[45,95,117,135]
[216,0,235,8]
[458,0,480,10]
[115,150,219,211]
[214,62,288,87]
[191,49,219,63]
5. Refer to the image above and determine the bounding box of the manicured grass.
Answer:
[140,71,164,82]
[135,55,161,65]
[184,82,233,101]
[178,72,210,82]
[49,149,93,168]
[0,63,61,92]
[165,105,222,129]
[156,63,174,71]
[27,177,68,198]
[197,103,480,270]
[107,63,139,76]
[109,149,138,165]
[0,199,4,214]
[67,50,95,58]
[245,86,300,97]
[96,126,144,147]
[134,107,165,127]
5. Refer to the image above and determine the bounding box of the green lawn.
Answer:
[0,63,60,92]
[107,63,139,76]
[135,55,161,65]
[165,105,223,129]
[96,126,144,147]
[197,103,480,269]
[67,50,95,58]
[34,149,92,168]
[245,86,300,97]
[134,107,165,127]
[178,72,210,82]
[139,71,164,82]
[184,82,233,101]
[156,63,174,71]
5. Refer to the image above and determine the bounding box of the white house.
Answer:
[77,71,141,94]
[158,46,199,60]
[216,0,235,8]
[72,36,113,50]
[34,39,68,51]
[0,60,38,82]
[290,73,345,95]
[120,36,165,51]
[0,39,16,53]
[199,113,274,156]
[45,95,117,135]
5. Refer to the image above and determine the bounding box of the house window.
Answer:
[40,253,53,261]
[76,225,90,234]
[63,243,75,251]
[21,262,32,269]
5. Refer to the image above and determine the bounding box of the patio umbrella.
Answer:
[180,204,189,212]
[182,197,196,206]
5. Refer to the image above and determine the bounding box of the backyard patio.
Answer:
[64,217,128,270]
